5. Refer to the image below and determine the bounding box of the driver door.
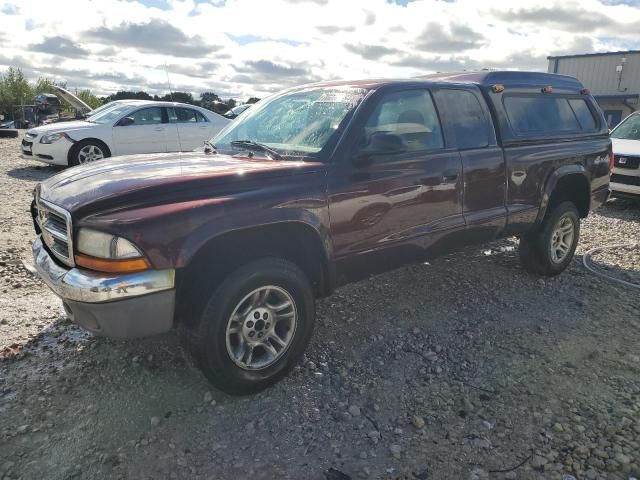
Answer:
[112,106,168,156]
[328,88,464,279]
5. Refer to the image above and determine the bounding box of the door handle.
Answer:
[441,170,459,183]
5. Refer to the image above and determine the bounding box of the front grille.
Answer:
[35,196,74,267]
[611,173,640,187]
[614,155,640,169]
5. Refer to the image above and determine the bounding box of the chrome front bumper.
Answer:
[32,237,176,338]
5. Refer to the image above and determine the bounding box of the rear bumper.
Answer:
[610,181,640,197]
[32,237,176,338]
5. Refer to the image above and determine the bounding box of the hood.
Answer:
[27,120,97,136]
[53,86,91,112]
[38,151,324,216]
[611,138,640,156]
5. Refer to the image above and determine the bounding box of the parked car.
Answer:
[609,112,640,200]
[20,101,229,166]
[0,114,15,129]
[30,71,610,394]
[223,103,251,119]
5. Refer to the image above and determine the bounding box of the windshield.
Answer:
[231,104,250,115]
[611,114,640,140]
[212,87,367,158]
[86,104,133,124]
[88,101,125,117]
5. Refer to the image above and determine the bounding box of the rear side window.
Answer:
[504,95,596,135]
[195,111,208,122]
[438,89,489,149]
[175,108,198,123]
[568,99,596,130]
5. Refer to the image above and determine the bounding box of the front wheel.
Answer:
[69,140,110,166]
[186,258,315,395]
[519,201,580,276]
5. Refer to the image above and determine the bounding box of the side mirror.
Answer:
[368,132,406,153]
[352,132,406,167]
[118,116,135,127]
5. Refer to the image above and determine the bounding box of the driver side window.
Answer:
[363,90,444,153]
[129,107,163,125]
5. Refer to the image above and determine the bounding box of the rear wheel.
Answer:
[519,201,580,276]
[69,139,110,166]
[185,258,315,395]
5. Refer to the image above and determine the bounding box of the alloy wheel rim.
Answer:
[550,215,574,264]
[78,145,104,163]
[225,286,297,370]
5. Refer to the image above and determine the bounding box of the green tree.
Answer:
[33,77,59,96]
[0,67,33,113]
[77,90,102,109]
[105,91,153,102]
[199,91,221,110]
[160,91,194,104]
[246,97,260,104]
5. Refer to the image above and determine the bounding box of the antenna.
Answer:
[164,63,183,151]
[164,62,175,102]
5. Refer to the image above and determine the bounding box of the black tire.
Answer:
[68,139,110,166]
[185,258,315,395]
[519,201,580,276]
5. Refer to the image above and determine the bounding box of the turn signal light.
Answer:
[581,88,591,95]
[492,84,505,93]
[75,253,150,273]
[541,85,553,94]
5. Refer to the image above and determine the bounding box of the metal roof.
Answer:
[547,50,640,60]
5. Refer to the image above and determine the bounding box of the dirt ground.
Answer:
[0,133,639,480]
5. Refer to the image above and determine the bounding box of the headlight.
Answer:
[40,132,69,144]
[75,228,150,273]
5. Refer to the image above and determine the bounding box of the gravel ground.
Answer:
[1,133,639,480]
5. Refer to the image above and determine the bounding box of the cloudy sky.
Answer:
[1,0,639,100]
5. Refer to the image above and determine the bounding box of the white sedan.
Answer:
[610,112,640,200]
[21,101,229,166]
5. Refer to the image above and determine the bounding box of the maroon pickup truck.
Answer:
[31,71,611,394]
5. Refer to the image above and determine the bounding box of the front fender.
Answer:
[178,202,332,269]
[77,170,330,270]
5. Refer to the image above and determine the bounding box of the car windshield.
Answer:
[88,102,124,117]
[611,114,640,140]
[86,104,133,124]
[231,104,250,115]
[212,87,368,158]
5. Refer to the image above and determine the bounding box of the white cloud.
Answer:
[0,0,639,100]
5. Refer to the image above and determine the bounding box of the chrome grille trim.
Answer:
[35,196,74,267]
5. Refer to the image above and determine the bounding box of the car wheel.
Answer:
[69,140,110,166]
[519,201,580,276]
[185,257,315,395]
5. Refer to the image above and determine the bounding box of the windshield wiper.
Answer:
[230,140,283,160]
